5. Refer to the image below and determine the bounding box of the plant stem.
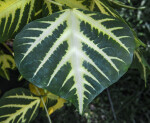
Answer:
[41,96,52,123]
[107,88,117,122]
[35,87,52,123]
[2,43,14,56]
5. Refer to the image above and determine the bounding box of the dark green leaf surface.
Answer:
[0,88,40,123]
[0,0,42,43]
[14,9,135,114]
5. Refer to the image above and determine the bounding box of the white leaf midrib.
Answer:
[74,9,130,53]
[69,10,84,114]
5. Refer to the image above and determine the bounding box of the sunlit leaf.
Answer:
[0,0,42,42]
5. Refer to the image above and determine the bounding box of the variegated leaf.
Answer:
[14,9,135,114]
[0,0,42,43]
[42,0,118,16]
[42,0,90,16]
[0,50,15,80]
[0,88,40,123]
[42,0,125,18]
[93,0,146,48]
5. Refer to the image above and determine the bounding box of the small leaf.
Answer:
[0,88,40,123]
[0,50,15,80]
[132,50,150,86]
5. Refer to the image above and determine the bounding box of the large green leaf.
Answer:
[0,88,40,123]
[14,9,135,114]
[42,0,145,48]
[0,50,15,80]
[0,0,42,43]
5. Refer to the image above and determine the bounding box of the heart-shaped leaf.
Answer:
[14,9,135,114]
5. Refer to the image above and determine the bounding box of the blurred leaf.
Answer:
[108,0,145,10]
[0,88,40,123]
[132,50,150,86]
[0,50,15,80]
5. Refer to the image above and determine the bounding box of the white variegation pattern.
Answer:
[0,88,40,123]
[14,9,135,114]
[0,0,41,42]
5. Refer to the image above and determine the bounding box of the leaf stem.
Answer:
[107,88,117,122]
[35,87,52,123]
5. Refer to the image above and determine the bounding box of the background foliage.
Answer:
[0,0,150,122]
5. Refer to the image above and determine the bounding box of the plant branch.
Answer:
[107,88,117,122]
[35,87,52,123]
